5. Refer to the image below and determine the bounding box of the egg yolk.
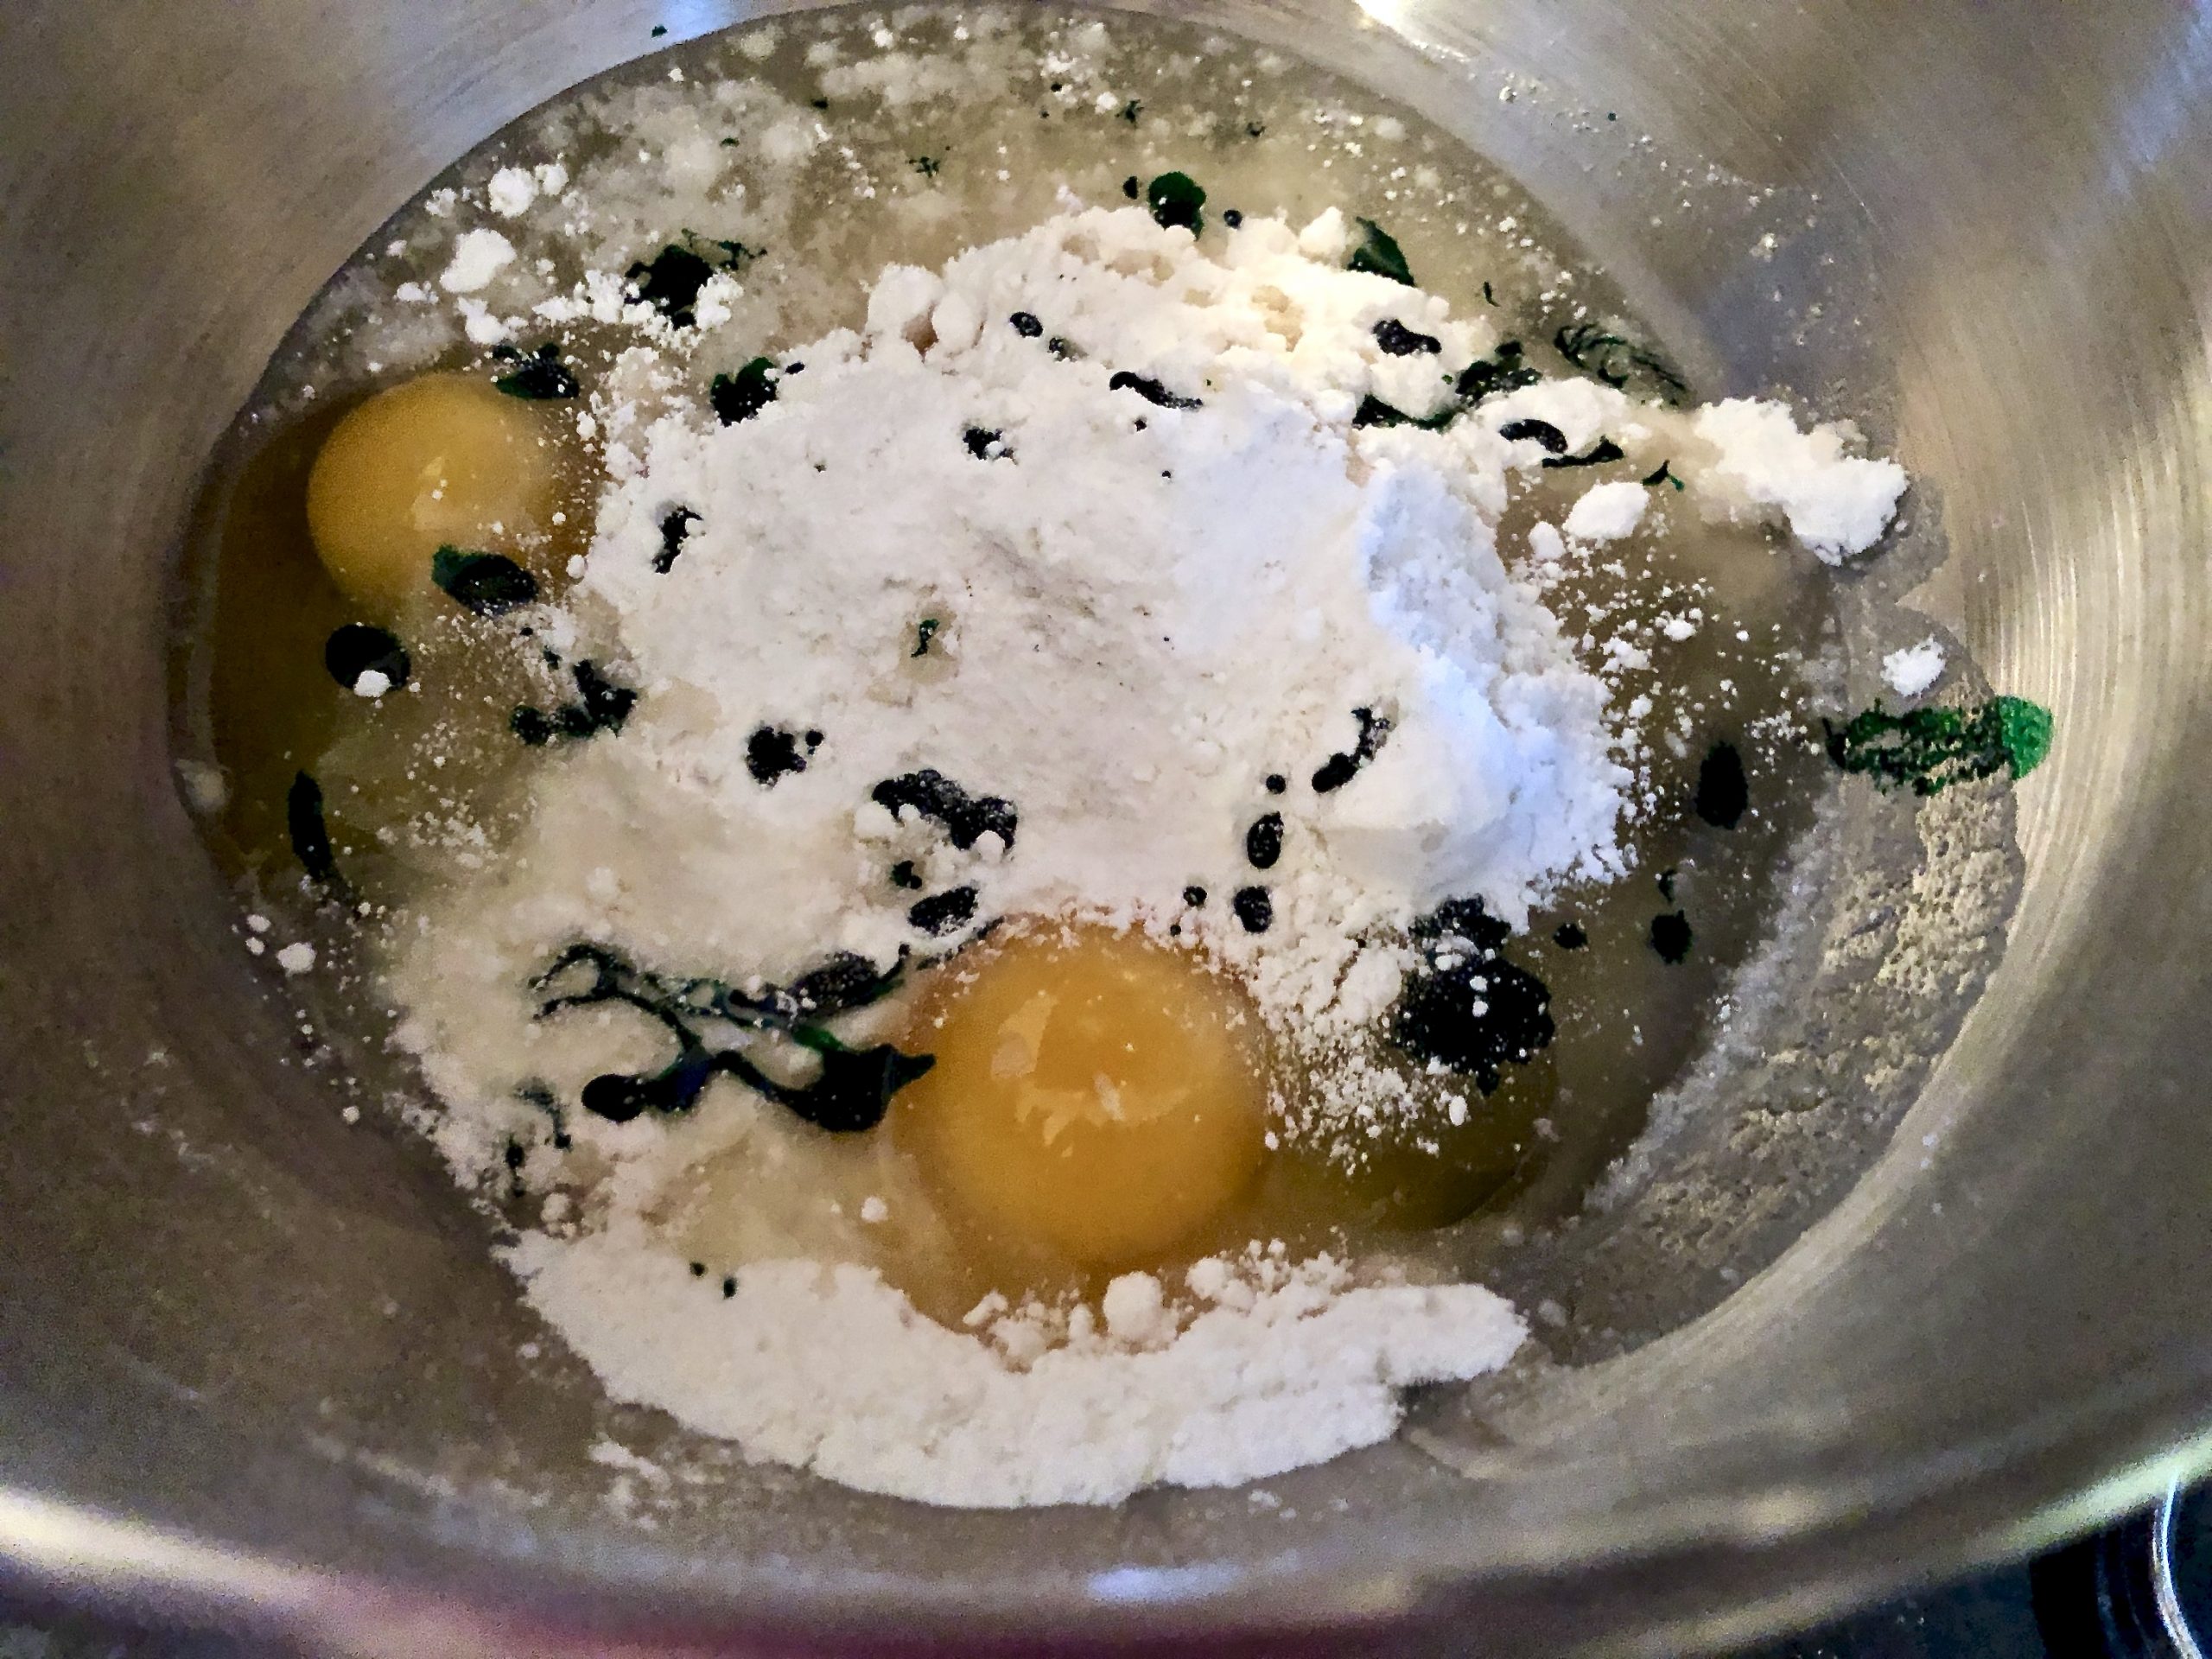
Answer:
[304,372,567,612]
[894,925,1269,1270]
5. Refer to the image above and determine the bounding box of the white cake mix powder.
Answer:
[374,194,1904,1507]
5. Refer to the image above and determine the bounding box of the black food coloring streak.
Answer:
[1232,886,1273,933]
[1109,372,1202,410]
[533,942,928,1134]
[710,357,778,425]
[432,547,539,615]
[1649,912,1694,963]
[1695,742,1749,830]
[1497,418,1569,454]
[517,1083,573,1151]
[1372,318,1442,357]
[1312,707,1392,793]
[1348,217,1413,285]
[323,623,410,692]
[1541,437,1627,471]
[654,506,701,573]
[1353,396,1456,432]
[1391,899,1554,1094]
[746,725,820,785]
[908,886,979,936]
[1244,812,1284,870]
[871,769,1018,850]
[492,342,580,401]
[287,770,341,887]
[625,242,719,328]
[785,951,907,1015]
[1555,322,1688,403]
[513,661,639,747]
[1456,342,1541,404]
[1144,170,1205,232]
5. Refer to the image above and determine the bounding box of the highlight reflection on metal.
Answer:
[0,1,2207,1655]
[2154,1480,2206,1659]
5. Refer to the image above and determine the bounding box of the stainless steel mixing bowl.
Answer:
[3,1,2209,1653]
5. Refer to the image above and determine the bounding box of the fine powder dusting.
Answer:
[516,1224,1524,1508]
[390,204,1905,1507]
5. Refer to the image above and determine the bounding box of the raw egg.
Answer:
[304,372,569,612]
[894,923,1269,1270]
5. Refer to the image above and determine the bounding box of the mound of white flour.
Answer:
[390,203,1904,1508]
[516,1226,1525,1508]
[575,205,1633,1014]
